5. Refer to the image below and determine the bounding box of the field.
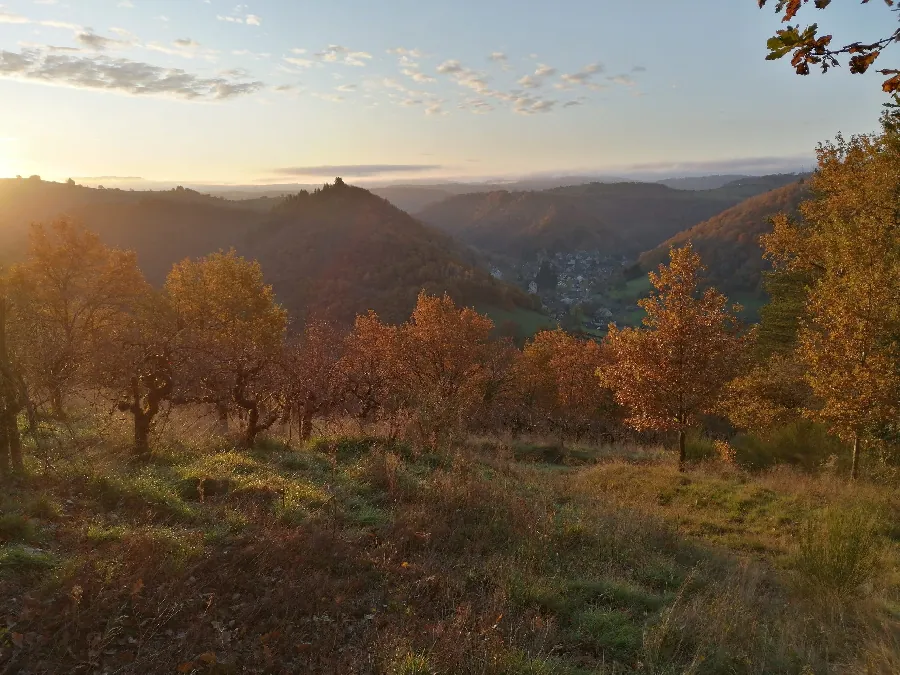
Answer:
[481,305,558,338]
[1,417,898,674]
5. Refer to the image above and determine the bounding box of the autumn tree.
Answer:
[762,123,900,478]
[94,290,180,459]
[397,292,496,446]
[7,219,147,416]
[601,245,745,470]
[516,330,616,444]
[283,318,345,440]
[338,311,404,433]
[166,250,287,448]
[721,269,815,432]
[758,0,900,113]
[0,273,26,475]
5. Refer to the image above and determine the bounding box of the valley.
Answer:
[0,170,808,335]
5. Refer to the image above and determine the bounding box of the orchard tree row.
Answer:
[0,122,897,478]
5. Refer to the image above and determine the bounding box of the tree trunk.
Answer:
[7,414,23,472]
[50,387,66,420]
[0,416,10,477]
[216,402,229,435]
[851,434,861,481]
[678,429,686,472]
[134,410,152,460]
[244,405,259,448]
[300,402,314,441]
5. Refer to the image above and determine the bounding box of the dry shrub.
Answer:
[793,506,883,596]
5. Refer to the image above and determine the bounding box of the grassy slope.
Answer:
[480,305,558,338]
[0,422,898,674]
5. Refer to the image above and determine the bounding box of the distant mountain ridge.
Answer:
[637,179,810,292]
[415,174,806,259]
[0,177,538,325]
[656,175,753,190]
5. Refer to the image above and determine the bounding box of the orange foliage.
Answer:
[602,244,745,468]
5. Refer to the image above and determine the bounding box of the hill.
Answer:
[637,179,809,292]
[416,174,807,259]
[0,177,540,326]
[370,186,455,214]
[657,174,752,190]
[0,178,251,264]
[2,429,896,673]
[246,180,538,323]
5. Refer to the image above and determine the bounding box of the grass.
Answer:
[0,418,897,673]
[480,305,557,338]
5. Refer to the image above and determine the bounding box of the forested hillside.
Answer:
[246,180,539,323]
[0,177,539,326]
[638,179,809,292]
[0,178,255,263]
[416,174,805,258]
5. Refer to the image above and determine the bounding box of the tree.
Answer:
[283,318,345,441]
[337,311,405,434]
[758,0,900,113]
[397,292,496,446]
[517,330,616,445]
[7,220,147,417]
[166,250,287,448]
[762,124,900,478]
[0,273,26,475]
[600,245,745,470]
[95,290,180,459]
[721,268,815,432]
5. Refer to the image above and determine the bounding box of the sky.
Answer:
[0,0,894,185]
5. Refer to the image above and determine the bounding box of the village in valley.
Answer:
[489,250,637,330]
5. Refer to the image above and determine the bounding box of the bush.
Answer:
[0,514,39,544]
[731,421,846,471]
[684,430,717,462]
[389,652,433,675]
[793,506,883,595]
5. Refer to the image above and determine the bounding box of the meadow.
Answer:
[1,412,897,674]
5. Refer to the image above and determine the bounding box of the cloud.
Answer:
[76,29,133,51]
[217,12,261,26]
[335,83,356,92]
[436,59,464,74]
[534,64,556,77]
[632,65,647,73]
[387,47,423,58]
[517,74,541,89]
[284,56,314,68]
[425,103,444,116]
[563,99,583,108]
[488,51,507,62]
[607,74,635,86]
[405,69,435,83]
[145,39,218,61]
[513,96,556,115]
[117,0,134,7]
[314,44,372,66]
[436,60,491,95]
[559,62,604,88]
[0,7,78,30]
[618,155,813,177]
[0,48,265,100]
[312,92,344,102]
[271,164,443,178]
